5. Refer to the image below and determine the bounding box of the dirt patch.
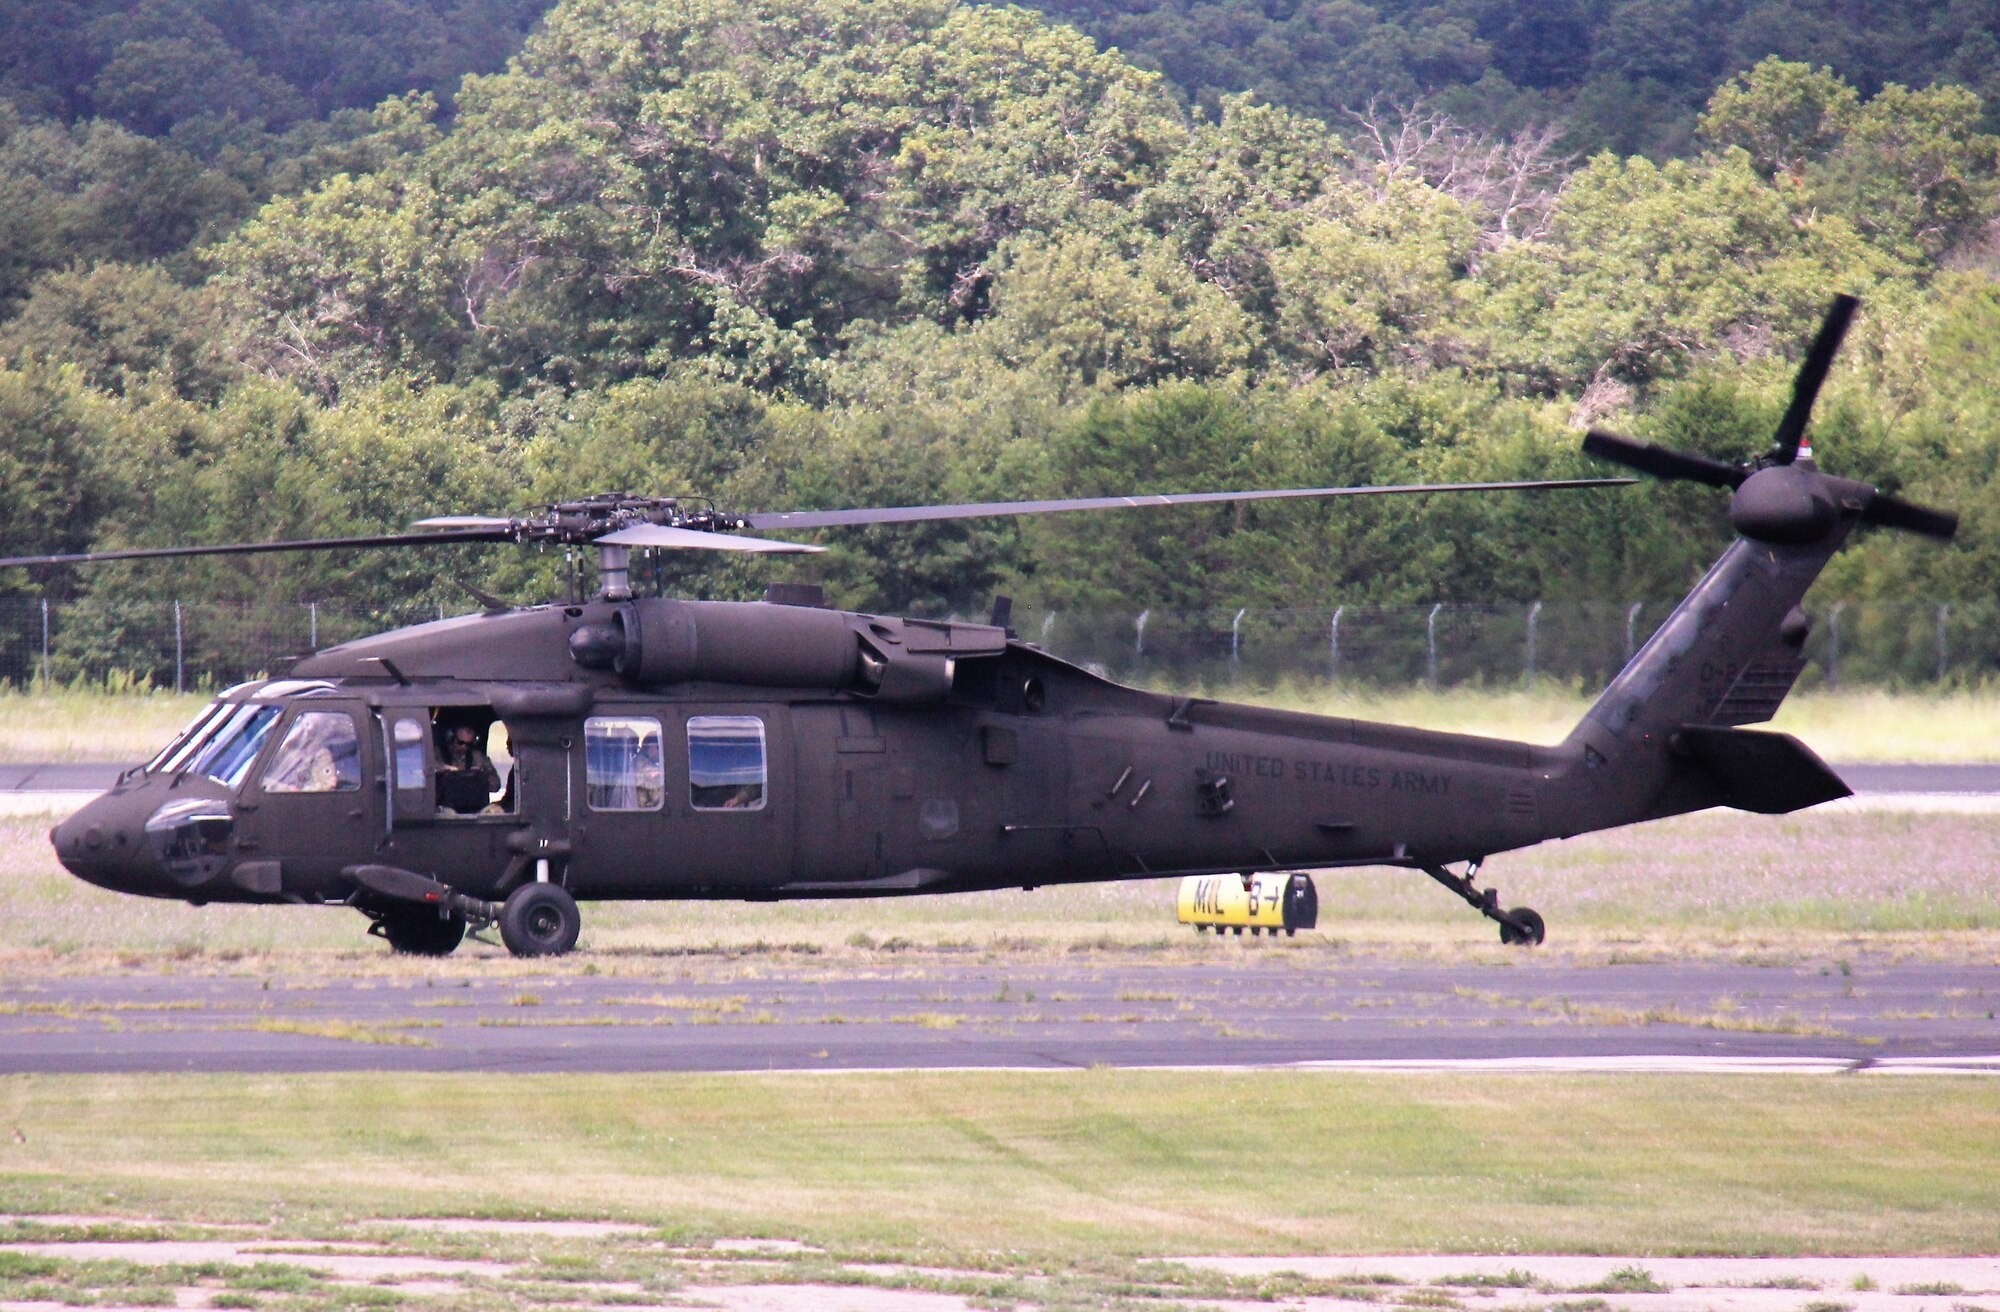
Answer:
[682,1285,976,1312]
[713,1238,824,1254]
[0,1239,513,1280]
[377,1217,655,1239]
[843,1264,999,1282]
[1177,1256,2000,1312]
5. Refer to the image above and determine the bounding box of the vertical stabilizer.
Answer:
[1539,296,1956,838]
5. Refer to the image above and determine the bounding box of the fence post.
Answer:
[1135,610,1149,660]
[39,598,49,691]
[1426,603,1441,691]
[309,601,318,651]
[1525,600,1542,689]
[1329,606,1343,684]
[1937,603,1951,684]
[173,600,184,695]
[1826,602,1843,689]
[1230,608,1246,668]
[1624,602,1642,662]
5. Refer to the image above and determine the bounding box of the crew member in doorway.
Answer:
[439,724,501,813]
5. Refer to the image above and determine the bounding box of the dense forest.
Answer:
[2,0,1999,675]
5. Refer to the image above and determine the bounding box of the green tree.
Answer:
[1699,57,1859,180]
[0,262,236,400]
[216,0,1192,393]
[1478,147,1888,395]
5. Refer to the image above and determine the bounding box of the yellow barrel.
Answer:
[1176,873,1318,935]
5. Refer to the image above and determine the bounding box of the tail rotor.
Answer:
[1582,295,1957,543]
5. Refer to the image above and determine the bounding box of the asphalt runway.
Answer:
[5,953,1996,1074]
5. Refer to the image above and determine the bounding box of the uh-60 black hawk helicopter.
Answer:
[24,297,1956,958]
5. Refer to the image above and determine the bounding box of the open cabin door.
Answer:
[375,704,522,890]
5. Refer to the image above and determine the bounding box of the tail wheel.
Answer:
[499,883,581,957]
[375,907,466,956]
[1499,907,1545,947]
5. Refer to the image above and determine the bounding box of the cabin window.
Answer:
[392,719,427,791]
[585,716,665,812]
[689,715,766,812]
[261,712,361,793]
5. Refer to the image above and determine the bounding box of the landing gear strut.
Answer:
[350,862,581,959]
[1420,862,1544,946]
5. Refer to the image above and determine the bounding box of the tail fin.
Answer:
[1539,297,1956,837]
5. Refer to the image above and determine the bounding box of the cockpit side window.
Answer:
[261,711,362,793]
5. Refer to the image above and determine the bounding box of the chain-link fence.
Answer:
[0,596,1994,692]
[1009,600,2000,692]
[0,598,454,692]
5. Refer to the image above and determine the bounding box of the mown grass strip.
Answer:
[1,1070,1995,1258]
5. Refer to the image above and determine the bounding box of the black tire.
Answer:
[378,907,466,957]
[1499,907,1546,947]
[500,883,581,958]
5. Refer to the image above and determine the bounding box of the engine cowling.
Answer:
[567,599,1007,703]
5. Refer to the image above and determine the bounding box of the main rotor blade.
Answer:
[1863,492,1958,540]
[595,524,826,553]
[0,526,514,569]
[740,477,1636,531]
[1770,293,1860,464]
[411,515,517,529]
[1581,430,1748,487]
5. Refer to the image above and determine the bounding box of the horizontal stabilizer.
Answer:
[1674,726,1850,814]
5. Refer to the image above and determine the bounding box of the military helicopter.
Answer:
[23,297,1954,958]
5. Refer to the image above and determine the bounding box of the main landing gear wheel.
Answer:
[499,883,581,958]
[1499,907,1545,947]
[373,906,466,956]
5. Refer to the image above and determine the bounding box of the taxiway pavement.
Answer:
[4,953,1995,1074]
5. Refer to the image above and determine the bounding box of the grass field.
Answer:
[3,1071,1997,1258]
[4,685,2000,763]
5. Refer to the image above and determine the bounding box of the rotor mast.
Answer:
[598,543,633,601]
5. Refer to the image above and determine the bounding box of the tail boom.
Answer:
[1537,509,1861,838]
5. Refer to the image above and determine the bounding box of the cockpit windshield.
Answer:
[147,682,340,780]
[147,701,232,774]
[181,704,285,788]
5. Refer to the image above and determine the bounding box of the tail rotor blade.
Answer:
[1582,429,1747,488]
[1863,493,1958,540]
[1770,294,1860,463]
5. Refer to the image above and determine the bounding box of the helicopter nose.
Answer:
[51,796,146,893]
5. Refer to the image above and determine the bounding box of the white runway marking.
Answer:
[651,1054,2000,1077]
